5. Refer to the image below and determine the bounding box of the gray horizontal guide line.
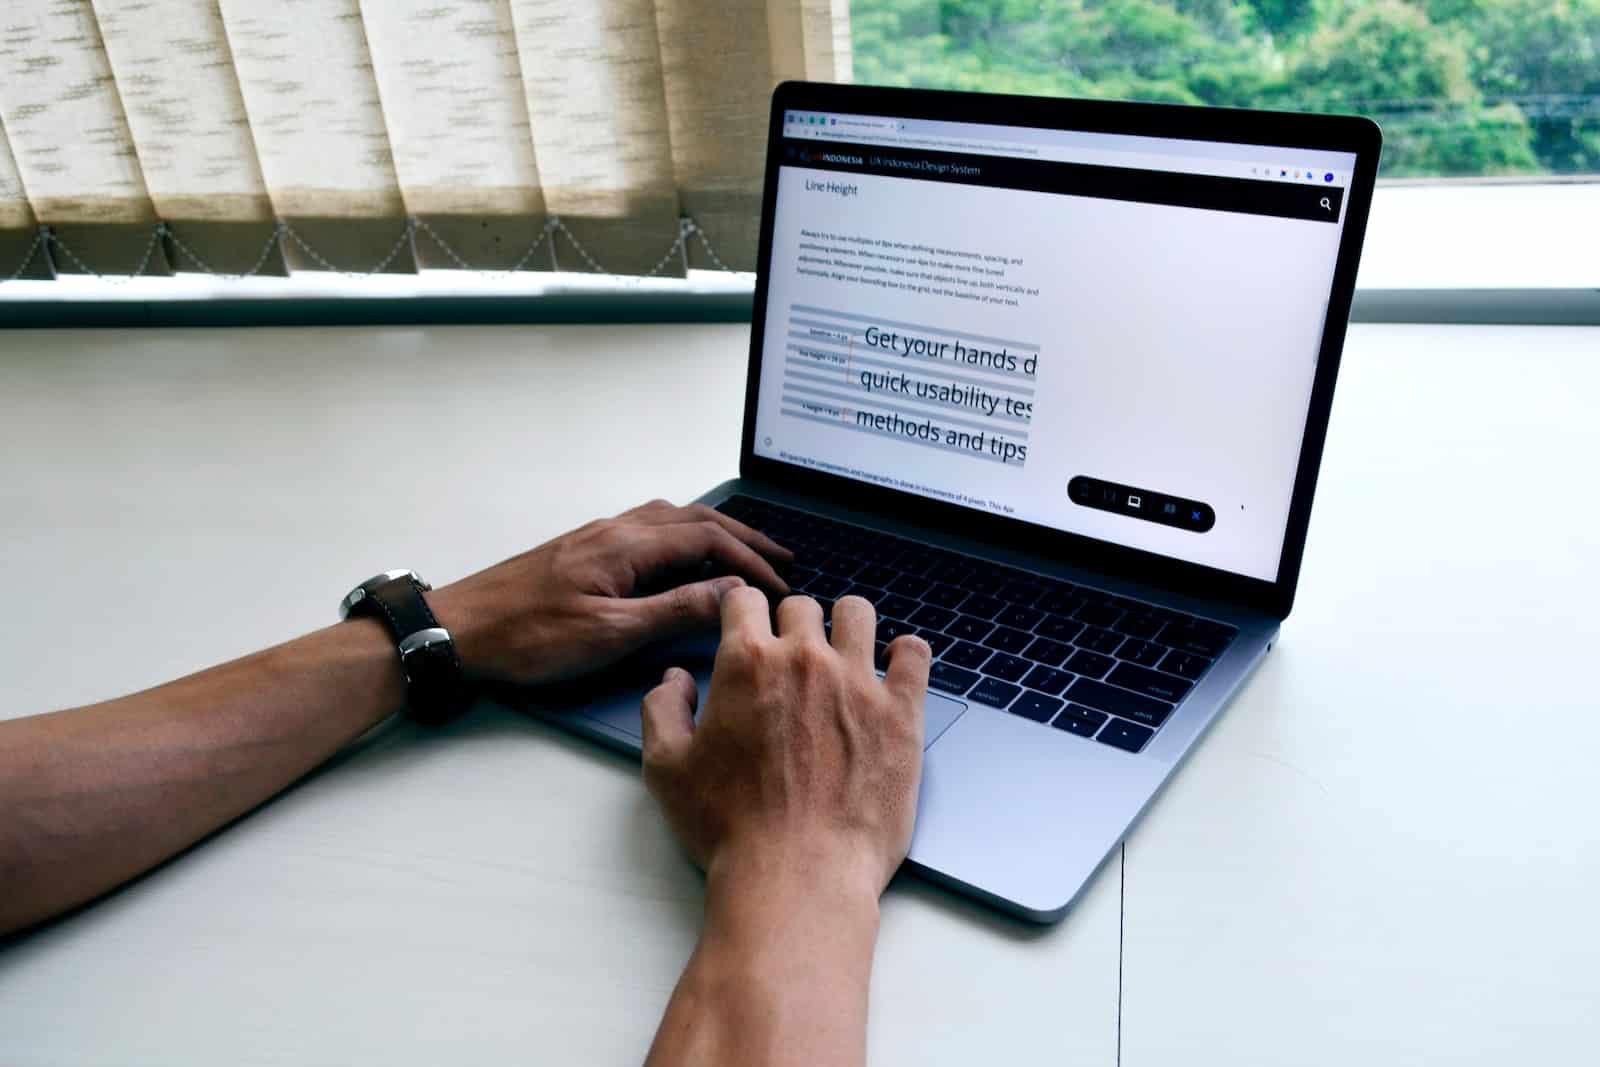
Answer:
[782,383,1030,435]
[780,408,1023,467]
[785,326,1035,383]
[784,347,1036,397]
[790,303,1039,351]
[780,383,1030,438]
[788,319,1039,376]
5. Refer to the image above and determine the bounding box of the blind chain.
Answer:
[1,214,740,283]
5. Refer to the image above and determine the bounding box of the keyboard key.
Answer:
[928,661,980,696]
[998,580,1043,606]
[1021,637,1072,667]
[944,641,993,670]
[1107,662,1192,703]
[855,563,898,588]
[1074,601,1122,627]
[927,561,972,585]
[983,653,1031,682]
[996,605,1044,630]
[808,574,849,598]
[879,594,921,621]
[1020,665,1073,695]
[1066,678,1174,728]
[917,629,955,658]
[983,626,1033,654]
[1052,703,1109,737]
[1096,718,1155,753]
[896,550,939,577]
[946,616,994,642]
[961,570,1008,596]
[1035,589,1082,615]
[1113,613,1163,640]
[1156,623,1231,657]
[843,584,885,605]
[1119,639,1166,667]
[818,553,861,578]
[889,573,931,598]
[969,677,1021,708]
[1034,614,1085,644]
[1159,650,1211,679]
[959,594,1003,619]
[876,618,917,643]
[1009,691,1063,722]
[922,583,969,609]
[910,604,957,631]
[1077,627,1124,655]
[1065,650,1115,678]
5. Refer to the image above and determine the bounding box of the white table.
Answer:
[0,322,1594,1065]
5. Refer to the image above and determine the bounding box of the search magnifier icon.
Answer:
[1319,196,1332,211]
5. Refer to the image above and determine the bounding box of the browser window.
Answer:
[752,110,1358,582]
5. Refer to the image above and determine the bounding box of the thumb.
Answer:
[641,666,698,776]
[628,575,746,642]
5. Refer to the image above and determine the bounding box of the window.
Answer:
[850,0,1600,179]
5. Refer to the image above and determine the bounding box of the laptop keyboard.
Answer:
[716,495,1237,755]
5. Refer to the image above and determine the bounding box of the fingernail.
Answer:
[711,576,744,601]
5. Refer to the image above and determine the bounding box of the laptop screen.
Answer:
[751,107,1359,583]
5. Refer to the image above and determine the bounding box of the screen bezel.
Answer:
[740,81,1381,620]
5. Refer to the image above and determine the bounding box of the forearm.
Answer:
[0,618,403,936]
[646,850,882,1067]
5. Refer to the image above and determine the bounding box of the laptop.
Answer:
[525,82,1380,923]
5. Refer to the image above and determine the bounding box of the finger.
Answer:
[829,595,876,666]
[683,502,793,564]
[882,633,932,703]
[618,498,678,520]
[624,500,793,566]
[626,575,746,642]
[720,583,774,643]
[627,521,789,595]
[640,667,699,774]
[775,594,825,641]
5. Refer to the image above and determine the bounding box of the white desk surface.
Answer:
[0,323,1594,1065]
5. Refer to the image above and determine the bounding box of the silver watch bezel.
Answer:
[339,569,432,619]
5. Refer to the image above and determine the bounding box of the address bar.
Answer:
[797,125,1253,181]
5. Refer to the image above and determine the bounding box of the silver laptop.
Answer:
[523,83,1381,922]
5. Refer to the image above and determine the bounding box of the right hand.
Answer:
[639,589,931,902]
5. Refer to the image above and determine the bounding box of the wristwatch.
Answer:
[340,569,468,724]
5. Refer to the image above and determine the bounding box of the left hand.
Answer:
[427,499,791,686]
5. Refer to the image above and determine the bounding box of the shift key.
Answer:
[1106,662,1192,703]
[1066,677,1174,728]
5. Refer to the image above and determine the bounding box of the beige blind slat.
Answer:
[0,0,838,281]
[800,0,852,82]
[0,0,169,275]
[0,119,49,278]
[217,0,415,272]
[92,0,284,275]
[656,0,850,270]
[509,0,682,277]
[359,0,548,270]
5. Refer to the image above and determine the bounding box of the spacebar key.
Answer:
[1065,678,1175,728]
[928,662,980,696]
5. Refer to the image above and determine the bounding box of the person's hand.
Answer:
[640,589,931,902]
[427,499,791,686]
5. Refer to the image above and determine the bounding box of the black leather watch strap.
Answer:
[344,572,469,724]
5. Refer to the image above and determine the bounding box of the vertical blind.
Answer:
[0,0,852,281]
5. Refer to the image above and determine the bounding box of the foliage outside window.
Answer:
[851,0,1600,177]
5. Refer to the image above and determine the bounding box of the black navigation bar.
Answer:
[781,138,1344,224]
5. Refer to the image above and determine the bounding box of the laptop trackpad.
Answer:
[559,633,967,751]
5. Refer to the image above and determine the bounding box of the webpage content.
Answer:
[753,140,1349,582]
